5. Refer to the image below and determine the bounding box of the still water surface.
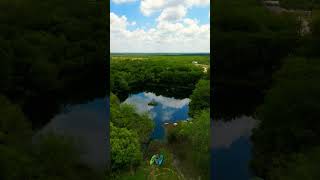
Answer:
[212,116,258,180]
[123,92,190,139]
[34,92,258,179]
[34,97,109,169]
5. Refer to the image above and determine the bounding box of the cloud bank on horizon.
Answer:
[110,0,210,53]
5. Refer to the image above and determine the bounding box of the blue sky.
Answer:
[110,0,210,53]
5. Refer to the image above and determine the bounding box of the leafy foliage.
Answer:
[110,123,142,171]
[110,94,154,143]
[213,0,299,118]
[267,147,320,180]
[0,0,107,179]
[0,133,103,180]
[251,57,320,178]
[0,95,31,146]
[110,93,154,174]
[189,80,210,117]
[110,55,210,178]
[166,109,210,179]
[0,0,107,128]
[111,55,207,100]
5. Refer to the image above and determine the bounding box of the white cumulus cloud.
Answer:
[112,0,137,4]
[110,12,210,52]
[140,0,209,17]
[157,5,187,22]
[186,0,210,7]
[110,12,128,32]
[140,0,167,16]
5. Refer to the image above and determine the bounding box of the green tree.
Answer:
[32,134,82,179]
[0,95,31,147]
[110,96,154,143]
[268,147,320,180]
[174,109,210,179]
[189,80,210,116]
[110,123,142,171]
[251,57,320,178]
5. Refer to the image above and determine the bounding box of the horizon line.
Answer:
[110,52,210,54]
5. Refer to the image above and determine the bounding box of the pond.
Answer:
[34,97,109,170]
[211,116,258,180]
[123,92,190,140]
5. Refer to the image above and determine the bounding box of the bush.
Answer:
[110,123,142,171]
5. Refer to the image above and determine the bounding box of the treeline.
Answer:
[251,11,320,180]
[213,0,300,119]
[111,56,206,100]
[0,0,107,179]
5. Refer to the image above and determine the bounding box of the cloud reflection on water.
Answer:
[123,92,190,139]
[123,92,190,122]
[212,116,258,149]
[34,98,109,170]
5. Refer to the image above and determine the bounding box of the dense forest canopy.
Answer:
[214,0,320,179]
[213,0,320,179]
[109,55,210,179]
[0,0,107,129]
[0,0,107,179]
[251,13,320,179]
[213,0,300,119]
[251,56,320,179]
[189,79,210,116]
[110,56,208,100]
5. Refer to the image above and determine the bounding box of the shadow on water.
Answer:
[213,84,264,120]
[116,83,194,102]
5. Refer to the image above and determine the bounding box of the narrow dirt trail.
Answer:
[194,63,209,73]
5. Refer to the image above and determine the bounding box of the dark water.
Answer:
[34,97,109,169]
[211,116,258,180]
[123,92,190,139]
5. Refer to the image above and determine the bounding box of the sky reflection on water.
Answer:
[123,92,190,139]
[35,98,109,170]
[212,116,258,180]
